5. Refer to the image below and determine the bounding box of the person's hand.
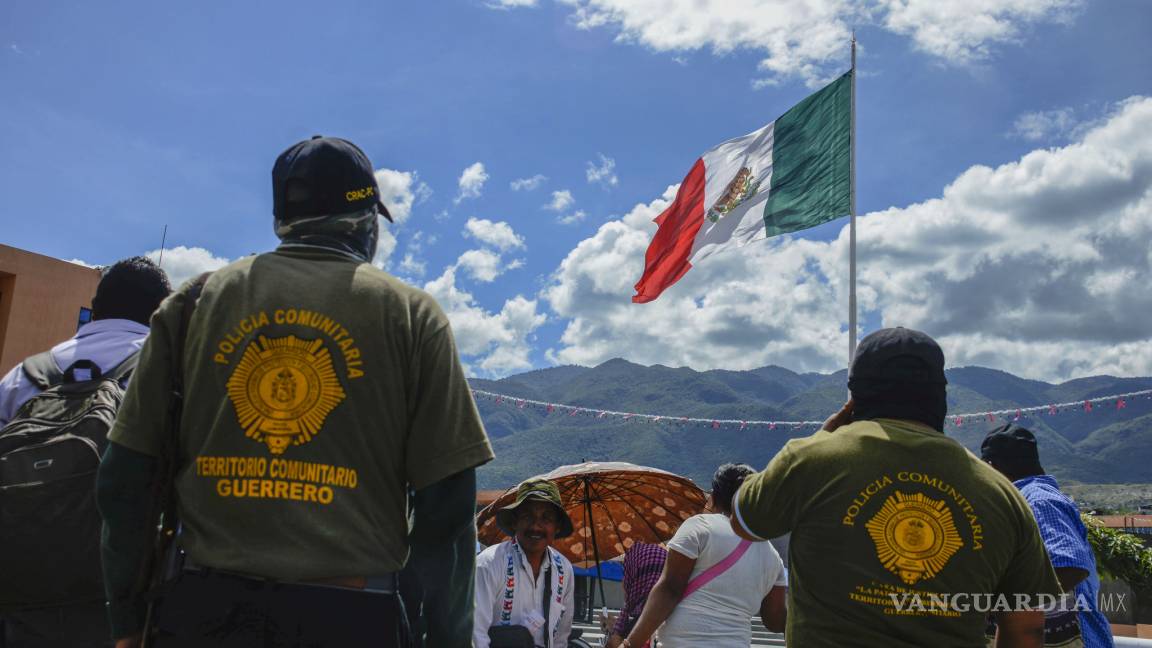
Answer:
[606,634,624,648]
[822,399,854,432]
[114,635,142,648]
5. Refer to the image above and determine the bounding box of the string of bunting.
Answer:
[468,387,1152,431]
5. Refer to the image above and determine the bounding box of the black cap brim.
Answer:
[377,200,393,223]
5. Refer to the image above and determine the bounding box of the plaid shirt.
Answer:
[612,543,669,637]
[1016,475,1114,648]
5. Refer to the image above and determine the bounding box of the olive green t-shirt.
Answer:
[734,419,1061,648]
[109,248,494,580]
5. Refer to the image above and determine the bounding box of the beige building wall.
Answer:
[0,245,101,376]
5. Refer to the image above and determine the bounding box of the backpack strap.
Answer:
[21,351,64,390]
[104,349,142,385]
[22,343,141,390]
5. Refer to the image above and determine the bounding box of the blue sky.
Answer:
[3,0,1150,381]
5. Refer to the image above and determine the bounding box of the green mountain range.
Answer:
[470,359,1152,490]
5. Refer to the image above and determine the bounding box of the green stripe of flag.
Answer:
[763,71,852,237]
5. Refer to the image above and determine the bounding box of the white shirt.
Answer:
[0,319,149,426]
[660,513,787,648]
[474,540,575,648]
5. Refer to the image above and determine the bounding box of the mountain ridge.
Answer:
[471,359,1152,489]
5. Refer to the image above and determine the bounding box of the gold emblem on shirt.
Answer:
[226,335,346,454]
[865,491,963,585]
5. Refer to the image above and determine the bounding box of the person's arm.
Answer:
[403,313,493,645]
[1027,498,1092,593]
[472,547,497,648]
[622,550,695,648]
[408,467,477,648]
[821,399,854,432]
[730,445,800,542]
[1054,567,1088,592]
[95,442,161,646]
[993,609,1044,648]
[759,585,787,633]
[97,283,187,647]
[992,489,1063,648]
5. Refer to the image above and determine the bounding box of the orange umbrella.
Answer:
[477,462,706,607]
[478,462,706,563]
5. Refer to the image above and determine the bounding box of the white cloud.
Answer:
[456,249,509,283]
[424,267,546,376]
[455,247,525,283]
[372,214,400,270]
[511,174,547,191]
[464,217,526,251]
[545,190,585,224]
[586,153,618,187]
[558,210,587,225]
[877,0,1082,64]
[546,189,575,211]
[145,246,232,288]
[370,168,429,270]
[502,0,1082,86]
[399,252,426,277]
[543,186,845,372]
[488,0,538,7]
[1010,107,1082,142]
[373,168,427,223]
[543,97,1152,381]
[455,162,489,204]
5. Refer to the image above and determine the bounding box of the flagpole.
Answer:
[158,224,168,268]
[848,34,858,367]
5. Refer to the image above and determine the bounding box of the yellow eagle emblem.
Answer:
[226,335,345,454]
[865,491,963,585]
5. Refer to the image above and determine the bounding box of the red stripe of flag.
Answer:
[632,159,707,303]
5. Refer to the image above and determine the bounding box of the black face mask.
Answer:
[849,378,948,432]
[274,207,380,262]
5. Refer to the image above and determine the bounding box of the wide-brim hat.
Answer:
[495,479,574,539]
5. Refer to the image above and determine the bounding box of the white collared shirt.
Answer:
[474,540,574,648]
[0,319,149,426]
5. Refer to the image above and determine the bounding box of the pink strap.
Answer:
[682,539,751,599]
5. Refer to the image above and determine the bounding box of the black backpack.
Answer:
[0,350,139,610]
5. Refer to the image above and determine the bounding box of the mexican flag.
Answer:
[632,71,852,304]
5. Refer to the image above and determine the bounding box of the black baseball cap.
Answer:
[980,423,1041,465]
[272,136,393,222]
[849,327,947,386]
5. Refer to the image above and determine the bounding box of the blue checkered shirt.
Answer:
[1015,475,1114,648]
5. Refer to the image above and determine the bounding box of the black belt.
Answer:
[147,567,411,647]
[178,565,399,594]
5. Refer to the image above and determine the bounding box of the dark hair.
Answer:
[711,463,755,515]
[92,256,172,326]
